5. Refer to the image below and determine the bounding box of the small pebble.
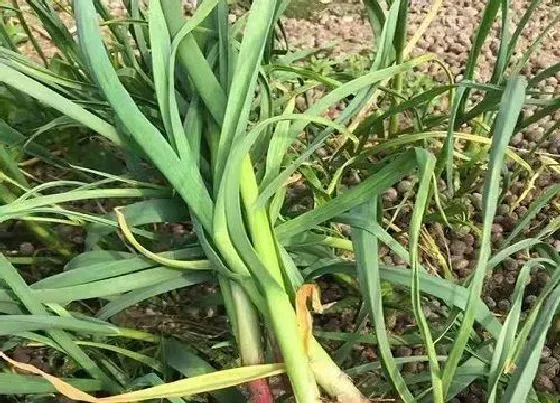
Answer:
[403,362,418,373]
[316,147,328,158]
[505,273,517,286]
[397,180,413,194]
[503,258,519,272]
[498,299,511,311]
[396,346,412,357]
[493,272,504,285]
[553,344,560,359]
[525,294,538,307]
[450,240,467,256]
[498,204,510,215]
[295,95,307,111]
[535,374,556,392]
[537,272,551,287]
[526,127,544,142]
[510,132,523,146]
[470,383,485,397]
[379,246,388,257]
[342,171,360,185]
[458,267,473,277]
[452,258,470,270]
[394,257,407,266]
[491,223,503,234]
[542,345,552,359]
[470,193,483,210]
[541,358,560,378]
[463,233,475,246]
[484,296,497,309]
[338,223,351,237]
[12,347,31,363]
[386,312,398,329]
[19,242,35,256]
[383,187,399,202]
[457,225,471,238]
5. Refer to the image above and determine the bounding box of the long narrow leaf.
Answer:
[0,254,118,391]
[487,261,535,402]
[351,196,415,402]
[501,281,560,402]
[276,151,417,239]
[306,263,502,338]
[0,63,123,146]
[74,0,214,231]
[442,77,527,394]
[409,149,443,402]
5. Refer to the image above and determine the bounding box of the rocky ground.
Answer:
[256,0,560,397]
[285,1,560,398]
[285,1,560,397]
[4,0,560,400]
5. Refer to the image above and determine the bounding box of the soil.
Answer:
[276,0,560,398]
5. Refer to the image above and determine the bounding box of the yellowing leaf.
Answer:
[115,207,208,271]
[0,352,98,402]
[0,351,284,402]
[296,284,324,353]
[541,155,560,176]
